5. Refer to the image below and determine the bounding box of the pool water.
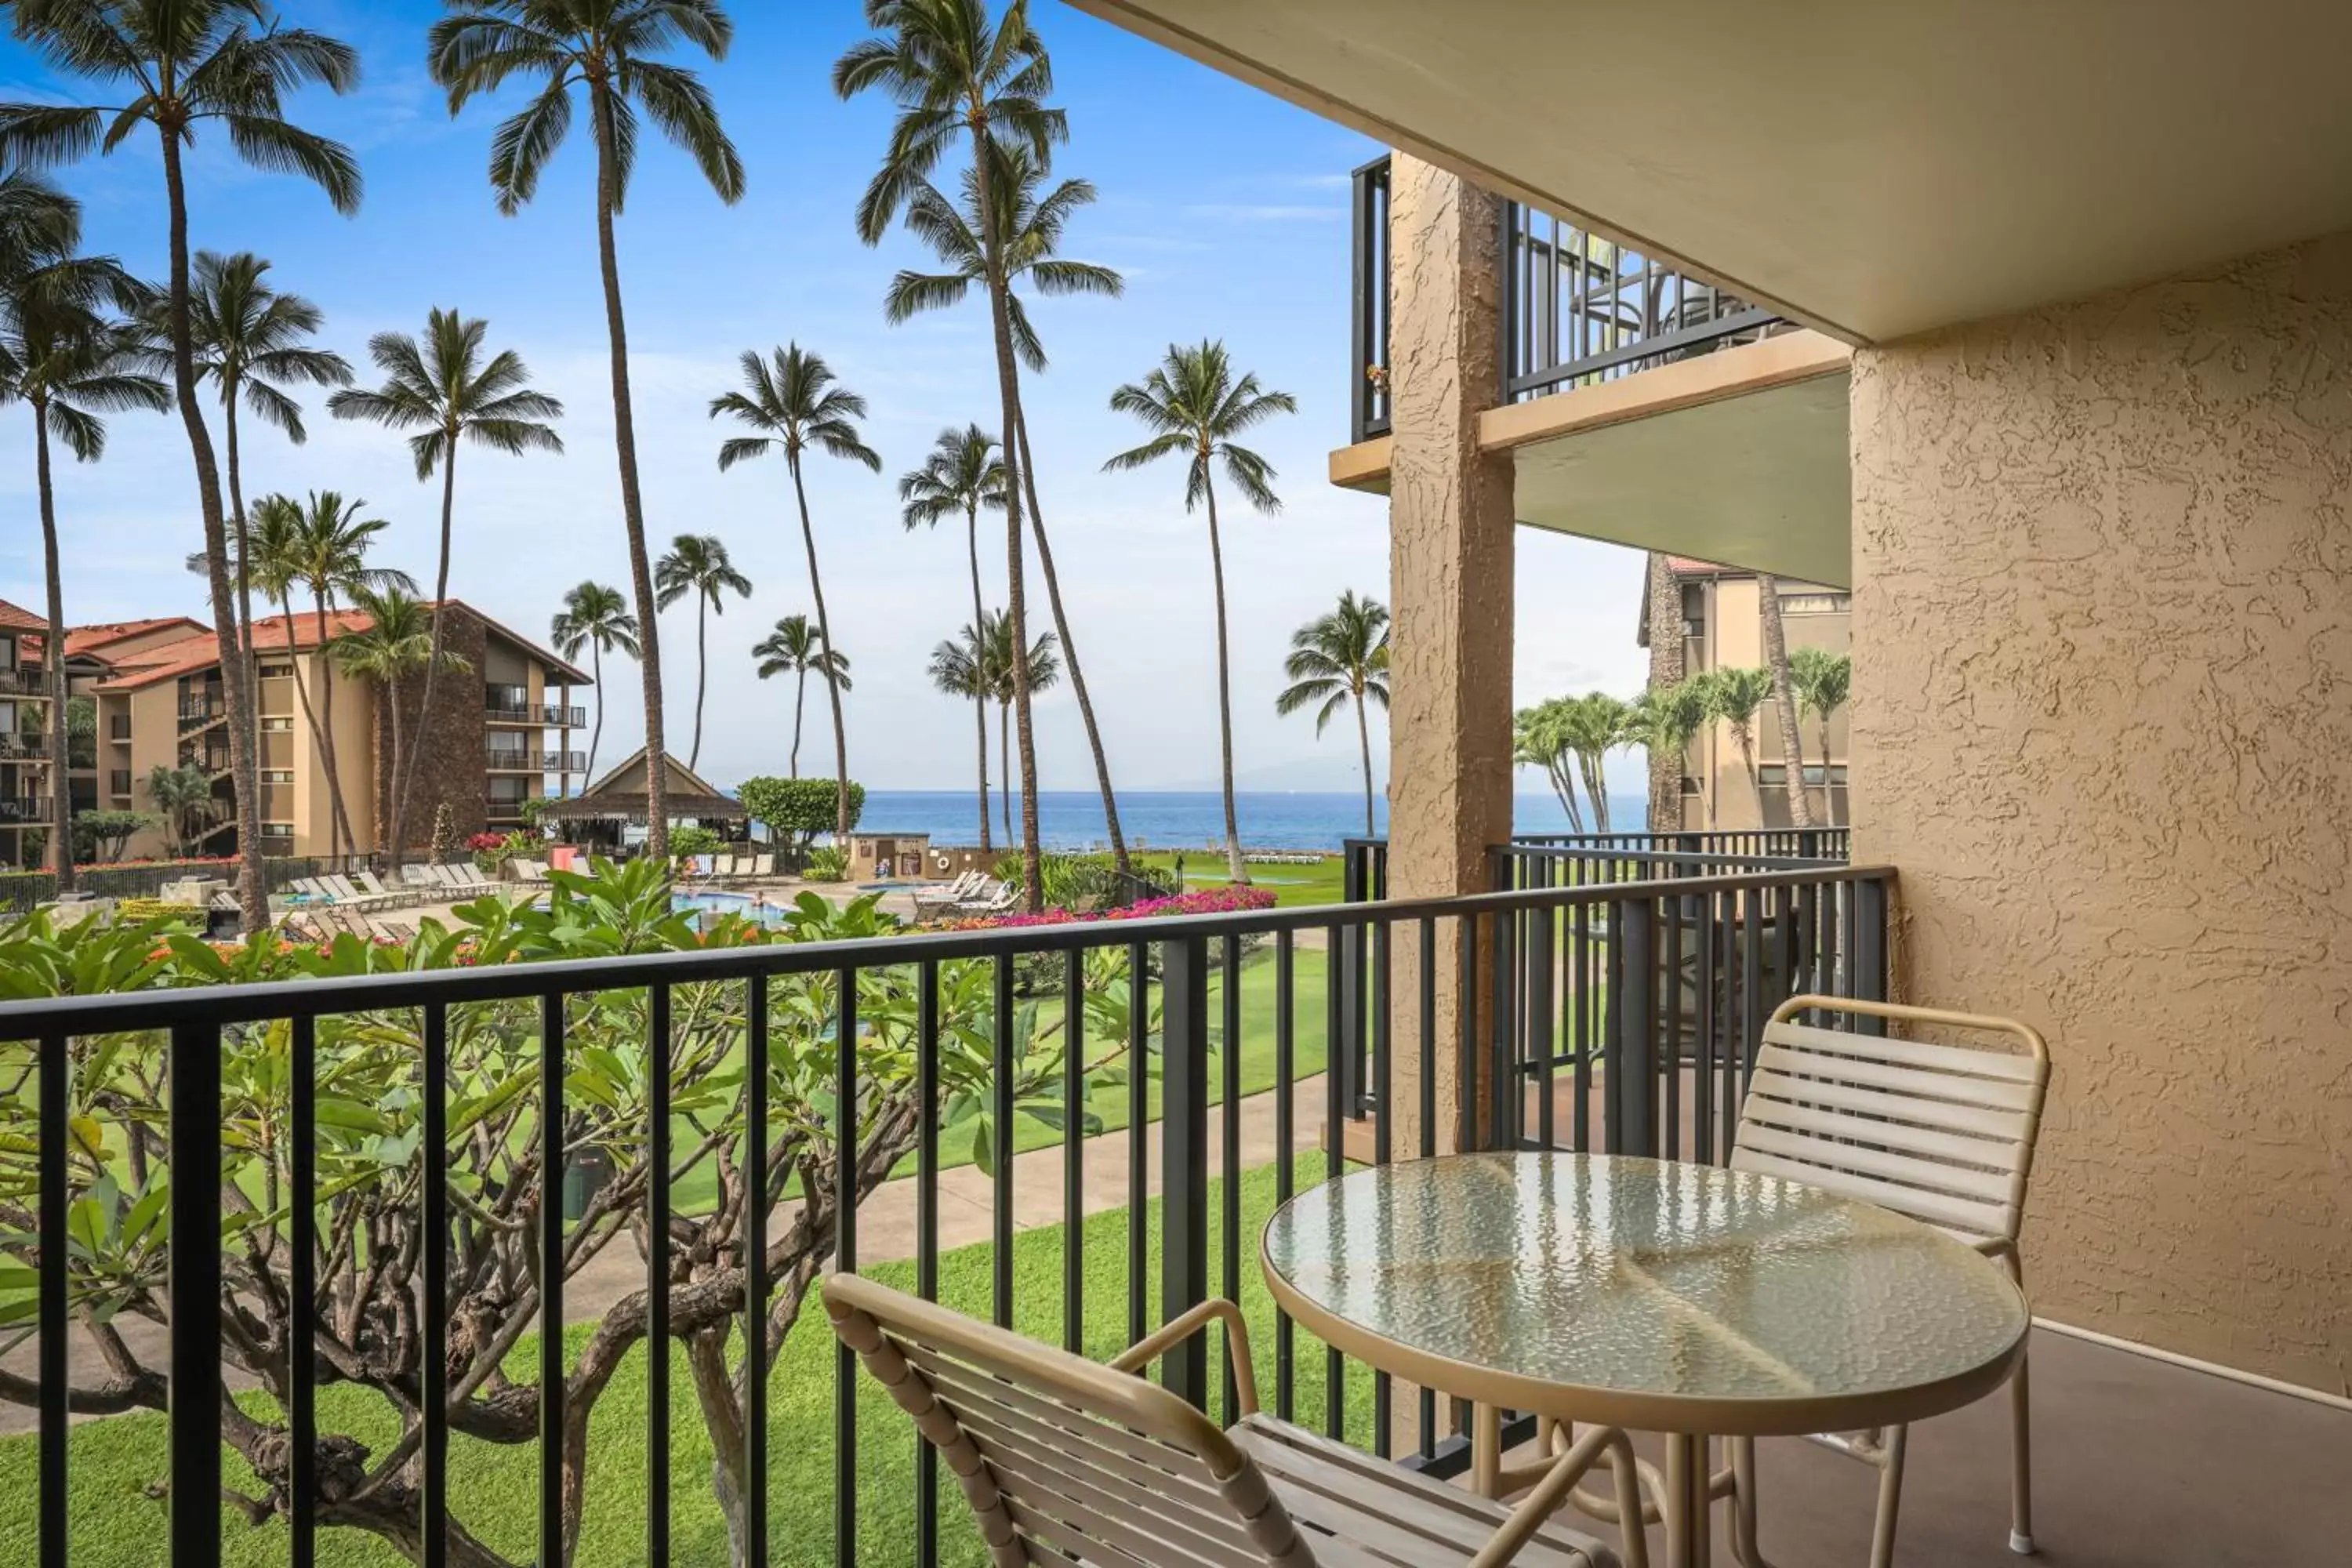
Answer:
[673,891,793,927]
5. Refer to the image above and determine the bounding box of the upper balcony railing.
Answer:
[0,731,50,761]
[4,667,50,698]
[485,687,587,729]
[1348,154,1785,444]
[488,749,586,773]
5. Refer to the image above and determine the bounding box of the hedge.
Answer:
[0,857,328,915]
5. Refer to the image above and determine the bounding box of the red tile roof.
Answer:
[0,598,48,635]
[20,615,212,665]
[92,602,591,691]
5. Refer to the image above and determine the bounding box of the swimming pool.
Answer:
[673,891,793,927]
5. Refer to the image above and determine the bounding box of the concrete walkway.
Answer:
[0,1075,1328,1436]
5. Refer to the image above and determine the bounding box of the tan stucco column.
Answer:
[1383,154,1515,1158]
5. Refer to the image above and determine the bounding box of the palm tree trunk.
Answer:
[592,79,669,858]
[1737,730,1765,823]
[1755,573,1815,830]
[310,591,358,863]
[394,443,461,866]
[1548,760,1584,834]
[32,401,71,891]
[1202,480,1248,884]
[387,690,405,862]
[1352,688,1375,839]
[584,644,604,783]
[964,503,991,854]
[1817,714,1838,828]
[158,128,263,931]
[970,127,1044,911]
[786,455,850,845]
[221,380,268,851]
[789,669,804,779]
[688,591,707,770]
[1643,551,1686,833]
[1013,408,1125,873]
[998,701,1011,847]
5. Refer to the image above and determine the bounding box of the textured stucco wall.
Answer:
[1849,230,2352,1395]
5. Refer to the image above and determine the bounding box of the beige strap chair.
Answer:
[826,1272,1643,1568]
[1728,994,2050,1568]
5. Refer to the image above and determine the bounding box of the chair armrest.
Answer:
[1468,1424,1649,1568]
[1107,1298,1261,1417]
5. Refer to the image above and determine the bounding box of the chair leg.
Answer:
[1868,1424,1908,1568]
[1729,1435,1784,1568]
[2008,1348,2034,1554]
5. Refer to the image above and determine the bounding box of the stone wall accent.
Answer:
[1384,154,1517,1157]
[1849,228,2352,1394]
[374,604,488,855]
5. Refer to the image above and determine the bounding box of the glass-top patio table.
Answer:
[1261,1152,2029,1568]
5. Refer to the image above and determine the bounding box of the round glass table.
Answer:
[1261,1152,2029,1567]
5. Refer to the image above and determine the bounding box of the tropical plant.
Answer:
[1696,666,1777,825]
[752,614,850,780]
[837,0,1069,908]
[653,533,752,771]
[1790,645,1853,827]
[883,142,1134,872]
[978,608,1058,845]
[1276,591,1390,837]
[332,586,469,862]
[802,844,851,881]
[550,581,640,783]
[1642,553,1690,830]
[1,0,364,931]
[432,0,746,862]
[667,822,724,862]
[900,423,1005,848]
[427,800,461,865]
[142,764,220,858]
[1104,339,1296,882]
[1756,575,1817,829]
[331,307,563,834]
[736,775,867,863]
[1555,691,1633,834]
[71,808,152,864]
[710,345,877,827]
[927,619,989,838]
[1624,680,1709,828]
[0,168,165,891]
[1514,700,1583,833]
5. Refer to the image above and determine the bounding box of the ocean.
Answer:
[842,790,1649,852]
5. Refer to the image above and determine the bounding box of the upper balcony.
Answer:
[487,749,586,774]
[2,667,50,699]
[485,683,586,729]
[0,732,50,763]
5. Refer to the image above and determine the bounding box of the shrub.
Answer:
[71,809,154,864]
[113,898,203,927]
[737,775,865,860]
[668,824,725,862]
[804,844,851,881]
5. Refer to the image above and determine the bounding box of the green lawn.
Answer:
[0,1161,1377,1568]
[1138,850,1351,909]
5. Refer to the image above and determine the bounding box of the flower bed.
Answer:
[937,884,1278,932]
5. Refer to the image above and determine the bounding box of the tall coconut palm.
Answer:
[653,534,751,771]
[1275,591,1390,837]
[1627,680,1708,831]
[1514,701,1584,833]
[330,307,563,837]
[883,142,1134,871]
[432,2,744,869]
[1755,574,1817,829]
[550,581,640,785]
[332,585,467,861]
[710,345,878,833]
[1104,339,1296,883]
[0,170,164,890]
[976,608,1058,845]
[1553,691,1633,834]
[239,495,336,848]
[837,0,1067,909]
[160,250,354,771]
[899,423,1005,848]
[1697,666,1777,826]
[1642,552,1690,830]
[1790,645,1853,828]
[926,622,988,835]
[753,615,850,781]
[1,0,362,931]
[282,492,415,860]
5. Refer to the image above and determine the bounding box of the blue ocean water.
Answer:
[842,790,1648,853]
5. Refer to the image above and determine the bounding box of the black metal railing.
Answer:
[3,667,47,696]
[177,693,223,728]
[1508,827,1851,862]
[486,700,589,729]
[0,732,49,760]
[0,859,1891,1567]
[0,796,53,823]
[1347,153,1786,437]
[488,750,586,772]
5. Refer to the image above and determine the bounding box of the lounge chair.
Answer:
[949,879,1018,917]
[351,869,405,906]
[400,863,439,887]
[912,871,983,919]
[513,858,550,885]
[320,875,386,910]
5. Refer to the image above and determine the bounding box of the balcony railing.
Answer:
[488,750,586,772]
[0,855,1889,1565]
[0,796,53,823]
[178,693,223,727]
[485,699,588,728]
[0,732,49,760]
[1348,153,1785,442]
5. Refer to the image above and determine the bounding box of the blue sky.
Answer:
[0,1,1648,793]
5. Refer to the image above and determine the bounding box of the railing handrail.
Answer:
[0,862,1896,1036]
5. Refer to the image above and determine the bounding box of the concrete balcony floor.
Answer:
[1502,1327,2348,1566]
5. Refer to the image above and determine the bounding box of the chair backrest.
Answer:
[322,875,362,902]
[401,864,437,887]
[354,870,390,897]
[825,1273,1316,1568]
[1733,995,2050,1245]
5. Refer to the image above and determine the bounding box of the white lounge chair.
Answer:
[950,879,1018,917]
[351,869,405,906]
[400,864,439,887]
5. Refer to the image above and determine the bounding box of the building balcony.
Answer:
[0,733,49,762]
[3,667,50,698]
[486,750,586,773]
[178,693,224,729]
[485,699,588,728]
[0,796,53,824]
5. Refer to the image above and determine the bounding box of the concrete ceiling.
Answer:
[1071,0,2352,343]
[1513,373,1853,588]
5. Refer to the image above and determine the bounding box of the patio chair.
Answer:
[950,879,1018,918]
[351,869,405,906]
[400,864,439,888]
[912,871,983,919]
[1726,995,2050,1568]
[825,1273,1639,1568]
[514,858,550,885]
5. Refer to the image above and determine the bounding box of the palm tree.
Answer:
[1276,591,1390,837]
[1104,339,1297,883]
[330,307,563,836]
[653,535,752,771]
[1,0,361,932]
[837,0,1067,909]
[333,586,467,861]
[1790,646,1853,828]
[899,424,1005,848]
[162,250,354,769]
[431,2,744,869]
[926,622,989,836]
[0,169,164,890]
[1554,692,1633,835]
[144,763,221,859]
[975,609,1058,846]
[753,615,850,781]
[1514,700,1584,833]
[1755,575,1817,829]
[710,345,878,834]
[283,492,416,860]
[550,582,641,784]
[240,495,334,848]
[1697,666,1777,826]
[883,143,1134,872]
[1626,681,1708,830]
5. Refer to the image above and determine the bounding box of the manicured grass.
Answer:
[1137,851,1350,909]
[0,1162,1375,1568]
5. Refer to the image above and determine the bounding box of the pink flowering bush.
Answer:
[982,884,1278,929]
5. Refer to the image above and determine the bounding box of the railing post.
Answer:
[1852,876,1890,1035]
[1158,933,1211,1410]
[1608,898,1659,1157]
[1338,843,1368,1116]
[168,1022,224,1568]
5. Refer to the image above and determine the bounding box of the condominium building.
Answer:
[28,599,590,864]
[0,599,56,870]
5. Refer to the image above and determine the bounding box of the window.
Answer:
[1780,592,1851,615]
[260,822,295,839]
[260,717,294,732]
[1759,764,1848,787]
[263,769,294,785]
[260,662,294,678]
